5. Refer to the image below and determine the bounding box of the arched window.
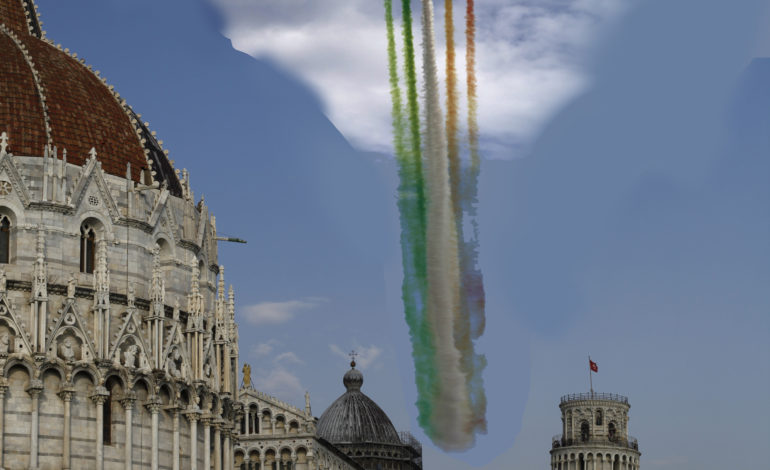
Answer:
[80,224,96,273]
[580,421,590,442]
[595,410,603,426]
[608,422,617,442]
[0,215,10,264]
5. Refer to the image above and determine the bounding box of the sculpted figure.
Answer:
[168,348,183,378]
[67,273,76,299]
[0,332,9,354]
[123,344,138,368]
[204,361,212,378]
[127,283,135,308]
[61,337,76,361]
[0,268,6,293]
[243,363,251,388]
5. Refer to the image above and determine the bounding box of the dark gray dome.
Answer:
[316,362,401,445]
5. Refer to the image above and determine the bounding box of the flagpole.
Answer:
[589,355,593,395]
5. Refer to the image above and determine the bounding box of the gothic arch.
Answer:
[102,369,128,391]
[2,355,36,377]
[71,365,99,386]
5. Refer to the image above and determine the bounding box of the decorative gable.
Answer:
[45,298,97,363]
[109,305,152,372]
[0,294,32,354]
[70,148,121,221]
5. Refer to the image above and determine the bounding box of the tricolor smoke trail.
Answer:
[384,0,487,450]
[384,0,436,433]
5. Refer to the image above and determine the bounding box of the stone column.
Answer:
[0,380,7,470]
[172,407,180,470]
[202,415,212,470]
[214,421,222,470]
[58,386,76,470]
[260,457,265,470]
[186,410,201,470]
[120,394,137,470]
[27,379,43,470]
[223,429,231,470]
[91,386,109,470]
[146,397,161,470]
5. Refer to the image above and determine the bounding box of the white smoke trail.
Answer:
[420,0,473,450]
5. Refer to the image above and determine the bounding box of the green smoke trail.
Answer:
[385,0,436,434]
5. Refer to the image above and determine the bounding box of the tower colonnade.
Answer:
[550,393,641,470]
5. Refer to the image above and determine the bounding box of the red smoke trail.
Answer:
[445,0,461,220]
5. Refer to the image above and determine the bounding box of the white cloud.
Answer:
[213,0,625,159]
[330,343,382,370]
[274,351,304,365]
[239,297,327,325]
[251,340,278,358]
[253,367,304,400]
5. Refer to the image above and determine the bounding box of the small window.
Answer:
[595,410,603,426]
[608,422,617,442]
[80,224,96,273]
[104,394,112,445]
[580,421,590,442]
[0,215,10,264]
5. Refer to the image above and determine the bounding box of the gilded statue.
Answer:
[243,363,251,388]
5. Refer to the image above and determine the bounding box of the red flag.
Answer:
[589,359,598,372]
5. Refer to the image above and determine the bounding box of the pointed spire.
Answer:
[150,245,165,306]
[217,265,225,302]
[188,260,202,316]
[33,227,47,299]
[228,285,234,318]
[93,238,110,308]
[0,131,8,156]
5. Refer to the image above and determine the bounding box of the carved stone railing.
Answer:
[560,393,628,404]
[552,434,639,451]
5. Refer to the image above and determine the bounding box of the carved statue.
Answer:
[168,347,183,378]
[61,338,76,361]
[127,283,135,308]
[0,332,9,354]
[123,344,138,368]
[204,361,212,378]
[67,273,76,299]
[243,363,251,388]
[0,268,6,293]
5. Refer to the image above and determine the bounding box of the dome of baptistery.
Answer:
[0,0,181,195]
[0,1,241,469]
[317,361,401,445]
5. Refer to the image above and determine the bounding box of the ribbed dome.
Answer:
[316,362,401,445]
[0,0,181,196]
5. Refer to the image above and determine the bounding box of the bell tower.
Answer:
[550,393,641,470]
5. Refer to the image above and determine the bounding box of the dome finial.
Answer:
[343,351,363,391]
[349,349,358,369]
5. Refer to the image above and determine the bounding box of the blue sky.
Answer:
[37,0,769,468]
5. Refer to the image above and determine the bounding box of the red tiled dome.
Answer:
[0,0,181,195]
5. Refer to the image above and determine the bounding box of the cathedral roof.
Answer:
[0,0,181,195]
[316,361,402,446]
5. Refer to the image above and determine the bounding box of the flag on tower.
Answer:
[590,359,598,372]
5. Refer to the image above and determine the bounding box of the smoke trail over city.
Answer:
[384,0,436,435]
[384,0,487,450]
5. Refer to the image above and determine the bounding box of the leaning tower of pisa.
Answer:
[549,392,641,470]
